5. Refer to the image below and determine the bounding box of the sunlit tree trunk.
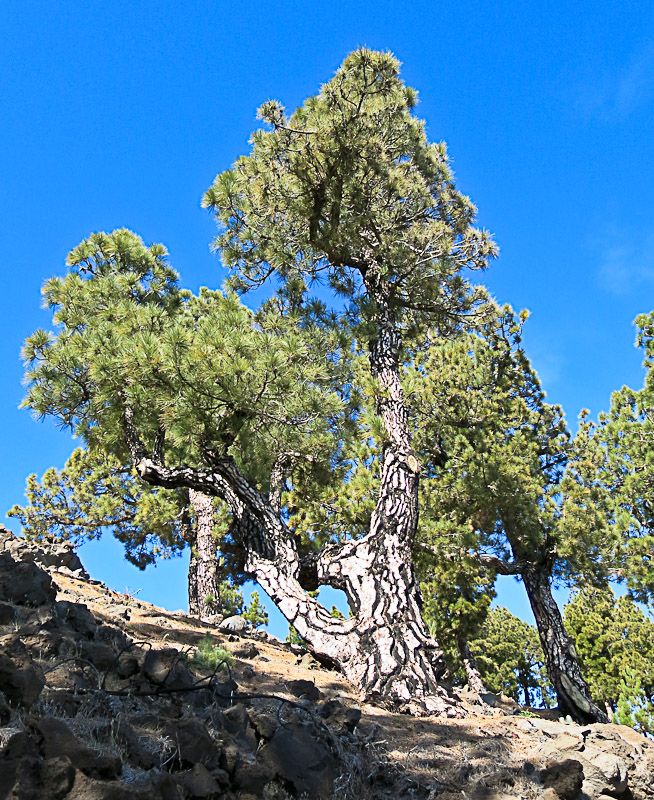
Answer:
[185,490,221,619]
[522,565,608,724]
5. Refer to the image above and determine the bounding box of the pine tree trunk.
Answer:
[457,635,485,694]
[249,276,457,713]
[250,530,456,714]
[521,566,608,724]
[187,490,221,619]
[133,275,458,713]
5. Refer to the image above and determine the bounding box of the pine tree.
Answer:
[564,586,654,730]
[8,447,248,620]
[577,311,654,608]
[409,303,611,722]
[21,50,495,712]
[469,607,552,706]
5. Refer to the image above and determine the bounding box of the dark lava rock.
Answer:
[287,678,323,701]
[143,647,195,691]
[175,763,222,798]
[260,721,338,800]
[80,640,118,672]
[319,699,362,732]
[0,553,56,606]
[164,717,222,770]
[0,601,17,626]
[540,758,585,800]
[0,642,45,708]
[56,600,98,638]
[41,755,77,799]
[33,716,122,780]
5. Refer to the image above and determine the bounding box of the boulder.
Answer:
[164,717,222,770]
[33,716,122,780]
[319,699,362,732]
[0,641,45,708]
[175,763,222,798]
[56,600,98,638]
[539,758,584,800]
[287,678,323,701]
[219,615,249,633]
[259,721,338,800]
[0,553,56,606]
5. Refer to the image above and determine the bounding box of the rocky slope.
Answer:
[0,524,653,800]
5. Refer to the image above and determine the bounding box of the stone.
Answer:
[539,758,584,800]
[0,601,17,625]
[67,774,155,800]
[298,652,320,669]
[164,717,222,770]
[0,553,56,606]
[0,645,45,708]
[142,647,195,691]
[80,640,118,672]
[287,678,322,701]
[105,719,159,770]
[231,641,260,659]
[232,757,277,795]
[260,721,338,800]
[584,751,629,797]
[56,600,98,638]
[0,693,10,725]
[34,716,122,779]
[41,756,76,799]
[175,763,221,798]
[219,614,249,632]
[319,699,362,732]
[249,708,281,741]
[116,652,139,678]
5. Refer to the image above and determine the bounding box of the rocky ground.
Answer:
[0,524,653,800]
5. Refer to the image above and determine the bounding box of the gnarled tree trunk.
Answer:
[131,271,456,713]
[522,565,608,724]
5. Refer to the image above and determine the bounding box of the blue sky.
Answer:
[2,1,654,636]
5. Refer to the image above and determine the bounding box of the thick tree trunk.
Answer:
[522,566,608,724]
[250,531,455,714]
[457,635,485,694]
[186,490,222,619]
[130,273,457,713]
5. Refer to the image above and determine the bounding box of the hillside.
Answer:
[0,525,653,800]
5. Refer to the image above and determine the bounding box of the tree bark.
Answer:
[457,635,485,694]
[127,272,457,714]
[185,490,222,619]
[521,565,608,724]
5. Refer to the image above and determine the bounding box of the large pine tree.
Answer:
[21,50,496,712]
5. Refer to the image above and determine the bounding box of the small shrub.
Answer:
[192,636,234,671]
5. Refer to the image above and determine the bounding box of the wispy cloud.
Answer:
[573,44,654,120]
[593,228,654,294]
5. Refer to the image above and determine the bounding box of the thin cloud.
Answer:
[573,44,654,120]
[594,229,654,295]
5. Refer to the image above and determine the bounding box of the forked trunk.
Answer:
[522,566,608,724]
[250,529,457,715]
[132,273,457,713]
[187,490,221,619]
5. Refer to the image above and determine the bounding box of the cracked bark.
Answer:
[123,269,456,713]
[457,636,485,694]
[185,490,222,620]
[521,565,608,724]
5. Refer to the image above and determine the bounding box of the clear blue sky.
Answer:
[2,1,654,636]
